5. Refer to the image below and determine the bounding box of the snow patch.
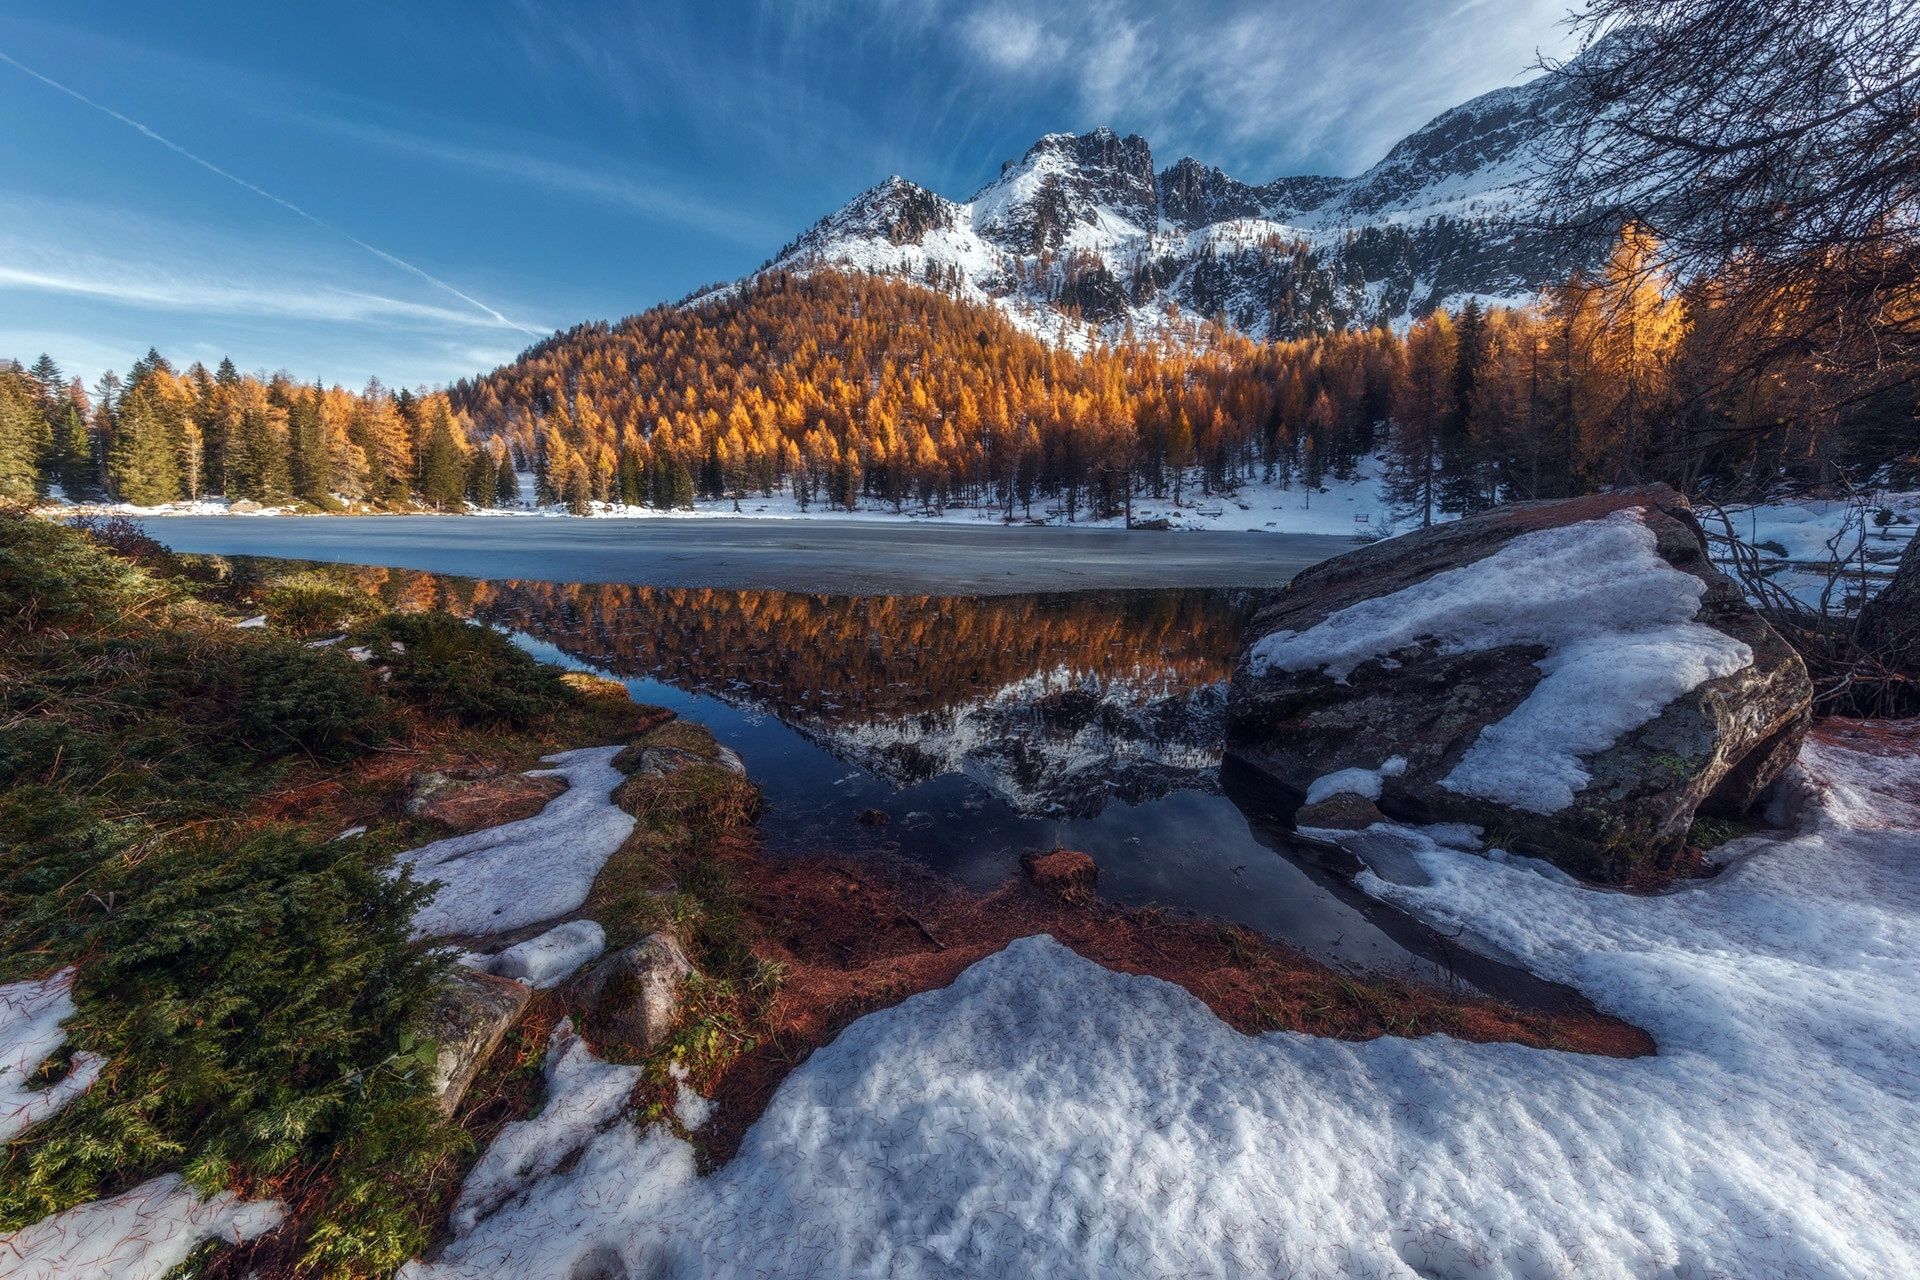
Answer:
[396,747,635,937]
[1251,509,1753,813]
[0,1175,283,1280]
[439,1019,643,1239]
[1304,755,1407,804]
[1,970,103,1144]
[669,1061,714,1131]
[465,920,607,988]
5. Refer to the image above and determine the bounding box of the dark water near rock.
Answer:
[297,564,1576,1007]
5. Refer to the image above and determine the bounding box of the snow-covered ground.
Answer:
[0,1176,283,1280]
[498,455,1408,537]
[409,725,1920,1279]
[0,971,102,1145]
[1705,492,1918,613]
[396,746,635,938]
[62,457,1402,537]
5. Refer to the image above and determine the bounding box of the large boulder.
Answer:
[1226,487,1812,882]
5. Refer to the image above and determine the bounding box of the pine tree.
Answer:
[0,374,41,499]
[27,355,63,417]
[668,457,696,510]
[419,410,468,510]
[107,385,182,506]
[495,452,520,507]
[53,401,94,497]
[465,450,496,506]
[287,391,331,505]
[1436,300,1492,511]
[229,390,291,502]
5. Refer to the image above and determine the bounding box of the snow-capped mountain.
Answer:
[711,54,1597,344]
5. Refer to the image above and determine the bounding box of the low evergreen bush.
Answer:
[361,612,569,726]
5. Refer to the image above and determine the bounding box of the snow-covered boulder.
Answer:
[1226,486,1811,881]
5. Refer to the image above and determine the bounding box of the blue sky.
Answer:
[1,1,1573,390]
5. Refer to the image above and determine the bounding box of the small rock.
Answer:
[575,933,694,1053]
[855,808,891,826]
[1293,793,1388,832]
[229,499,262,514]
[427,971,531,1116]
[632,744,746,778]
[1022,848,1099,901]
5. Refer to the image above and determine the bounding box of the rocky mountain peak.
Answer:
[972,126,1160,251]
[733,60,1609,345]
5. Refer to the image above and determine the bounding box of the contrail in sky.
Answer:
[0,47,544,338]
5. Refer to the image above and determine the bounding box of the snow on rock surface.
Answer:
[0,1175,283,1280]
[396,747,634,937]
[407,730,1918,1279]
[466,920,607,988]
[1304,755,1407,804]
[1253,509,1754,813]
[0,970,103,1144]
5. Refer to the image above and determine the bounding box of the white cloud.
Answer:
[295,115,785,248]
[0,261,520,331]
[958,11,1064,70]
[941,0,1575,177]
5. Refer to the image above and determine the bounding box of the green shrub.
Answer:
[362,612,568,726]
[0,508,154,634]
[0,827,457,1265]
[261,575,381,637]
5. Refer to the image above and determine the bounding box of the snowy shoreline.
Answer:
[407,721,1920,1279]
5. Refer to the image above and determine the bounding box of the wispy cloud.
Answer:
[0,260,523,330]
[958,11,1066,70]
[298,114,783,247]
[0,45,543,336]
[934,0,1574,178]
[0,197,545,334]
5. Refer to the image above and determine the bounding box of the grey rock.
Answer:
[1226,486,1812,883]
[575,933,694,1054]
[427,971,531,1116]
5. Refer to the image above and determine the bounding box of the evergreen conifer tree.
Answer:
[0,375,42,499]
[53,401,94,497]
[419,411,467,509]
[107,386,182,505]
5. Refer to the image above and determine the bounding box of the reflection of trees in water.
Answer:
[329,569,1261,817]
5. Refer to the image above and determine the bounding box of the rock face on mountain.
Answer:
[1225,488,1813,883]
[723,48,1612,344]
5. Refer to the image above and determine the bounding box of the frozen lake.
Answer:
[131,515,1345,594]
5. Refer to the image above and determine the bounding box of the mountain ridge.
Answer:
[703,56,1599,345]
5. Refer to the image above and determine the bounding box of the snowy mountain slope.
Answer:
[707,51,1606,344]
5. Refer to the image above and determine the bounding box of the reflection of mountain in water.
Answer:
[815,666,1229,818]
[334,570,1255,818]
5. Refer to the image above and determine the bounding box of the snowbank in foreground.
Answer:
[409,727,1920,1279]
[1,970,103,1144]
[396,747,635,937]
[0,1176,283,1280]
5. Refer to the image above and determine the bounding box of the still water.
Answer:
[296,563,1578,1007]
